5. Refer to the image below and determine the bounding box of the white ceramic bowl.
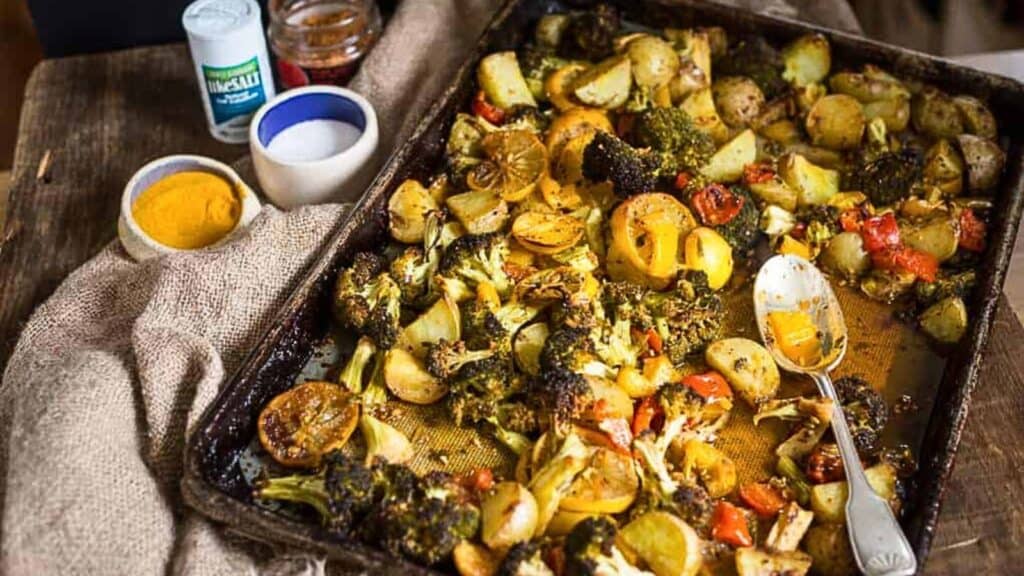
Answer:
[118,155,262,261]
[249,85,379,208]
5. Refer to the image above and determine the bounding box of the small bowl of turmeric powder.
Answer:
[118,155,262,260]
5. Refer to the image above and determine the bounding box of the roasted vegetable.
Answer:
[572,54,632,109]
[618,511,703,576]
[564,516,646,575]
[389,179,440,244]
[334,252,402,349]
[781,33,831,87]
[558,3,620,61]
[713,184,761,253]
[481,481,539,551]
[920,296,968,343]
[582,131,661,197]
[957,133,1005,192]
[810,462,897,523]
[680,87,730,144]
[846,149,922,206]
[712,76,765,128]
[834,375,887,457]
[360,412,414,465]
[478,51,538,110]
[495,541,554,576]
[803,523,856,576]
[912,87,964,139]
[805,94,864,150]
[922,139,965,197]
[953,95,997,139]
[446,190,510,235]
[821,231,871,279]
[701,129,757,183]
[778,153,839,207]
[626,35,679,88]
[716,36,787,99]
[705,338,781,407]
[735,547,812,576]
[633,107,717,172]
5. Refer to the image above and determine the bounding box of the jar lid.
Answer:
[183,0,261,38]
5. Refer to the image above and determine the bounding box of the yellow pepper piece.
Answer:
[768,310,822,367]
[778,234,812,260]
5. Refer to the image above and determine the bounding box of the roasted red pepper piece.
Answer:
[872,245,939,282]
[691,183,745,225]
[471,90,505,125]
[738,482,788,518]
[743,162,776,184]
[860,212,901,253]
[631,396,662,436]
[645,328,663,355]
[467,467,494,492]
[681,371,733,400]
[712,501,754,547]
[958,208,987,253]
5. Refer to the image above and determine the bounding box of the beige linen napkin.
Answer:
[0,2,859,575]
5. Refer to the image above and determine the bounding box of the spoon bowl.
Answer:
[752,254,917,576]
[753,254,848,374]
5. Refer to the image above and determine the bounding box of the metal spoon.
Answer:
[753,254,917,576]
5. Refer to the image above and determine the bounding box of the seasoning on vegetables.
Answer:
[130,170,243,249]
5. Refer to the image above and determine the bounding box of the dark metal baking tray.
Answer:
[181,0,1024,572]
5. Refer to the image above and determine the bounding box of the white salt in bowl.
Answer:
[249,86,379,208]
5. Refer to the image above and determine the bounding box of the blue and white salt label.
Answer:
[202,57,267,125]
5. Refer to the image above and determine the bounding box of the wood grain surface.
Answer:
[2,42,1023,575]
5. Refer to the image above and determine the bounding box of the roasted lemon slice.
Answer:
[466,129,546,202]
[257,381,359,468]
[512,211,585,255]
[606,193,698,289]
[560,448,639,514]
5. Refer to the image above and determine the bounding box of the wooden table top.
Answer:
[2,43,1023,576]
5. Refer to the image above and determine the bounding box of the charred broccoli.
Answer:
[835,375,888,458]
[389,210,444,307]
[558,3,620,61]
[914,269,975,308]
[643,272,723,364]
[715,36,787,99]
[633,107,716,172]
[713,185,761,254]
[338,336,377,394]
[255,451,376,535]
[564,516,643,576]
[363,466,481,566]
[534,366,594,437]
[498,541,554,576]
[333,252,403,349]
[425,339,497,381]
[846,149,923,206]
[582,131,661,197]
[439,233,512,297]
[539,325,616,380]
[461,298,541,354]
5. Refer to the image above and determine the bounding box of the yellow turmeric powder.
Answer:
[131,171,242,249]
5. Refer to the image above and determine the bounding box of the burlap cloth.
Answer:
[0,1,859,574]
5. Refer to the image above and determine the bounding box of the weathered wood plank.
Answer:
[0,44,240,363]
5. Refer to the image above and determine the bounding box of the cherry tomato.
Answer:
[681,371,733,400]
[860,212,901,253]
[711,501,753,547]
[958,208,987,253]
[466,468,495,492]
[743,162,776,184]
[691,183,745,226]
[674,171,692,191]
[471,90,505,125]
[872,245,938,282]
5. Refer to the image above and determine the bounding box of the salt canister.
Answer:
[183,0,277,144]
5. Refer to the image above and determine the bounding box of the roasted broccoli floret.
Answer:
[846,149,923,206]
[582,131,661,197]
[362,466,481,566]
[633,107,716,172]
[448,353,516,403]
[657,382,709,441]
[505,104,551,133]
[461,298,541,354]
[914,269,976,308]
[643,272,723,364]
[715,36,787,99]
[564,516,644,576]
[255,451,377,534]
[334,252,403,348]
[498,541,554,576]
[601,280,654,328]
[539,326,616,379]
[713,185,761,254]
[425,339,497,380]
[557,3,620,61]
[439,233,512,297]
[389,210,445,307]
[834,375,888,458]
[534,366,594,437]
[338,336,377,394]
[363,352,389,407]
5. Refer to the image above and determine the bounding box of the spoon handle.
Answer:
[810,372,917,576]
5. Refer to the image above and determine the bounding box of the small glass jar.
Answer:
[268,0,381,89]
